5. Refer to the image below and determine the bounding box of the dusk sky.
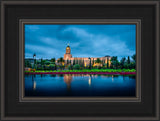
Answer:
[25,24,136,60]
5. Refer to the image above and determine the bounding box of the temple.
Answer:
[63,44,111,67]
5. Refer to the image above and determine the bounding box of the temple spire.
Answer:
[66,44,71,54]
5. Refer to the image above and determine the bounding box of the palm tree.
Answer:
[58,57,65,70]
[111,56,119,69]
[58,57,64,65]
[51,58,56,63]
[94,58,102,68]
[95,58,101,64]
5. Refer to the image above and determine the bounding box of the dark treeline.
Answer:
[25,54,136,71]
[110,54,136,69]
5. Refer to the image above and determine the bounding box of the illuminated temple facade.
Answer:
[63,44,111,67]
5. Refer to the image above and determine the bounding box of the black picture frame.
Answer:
[1,0,160,120]
[19,19,141,102]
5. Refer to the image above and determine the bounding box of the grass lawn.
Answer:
[25,69,136,73]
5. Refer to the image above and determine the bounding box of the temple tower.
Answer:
[64,44,72,60]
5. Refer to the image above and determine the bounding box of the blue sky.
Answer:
[25,24,136,60]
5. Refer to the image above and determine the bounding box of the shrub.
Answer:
[49,64,55,70]
[68,65,72,70]
[32,69,36,72]
[73,64,80,70]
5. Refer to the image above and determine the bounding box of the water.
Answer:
[25,74,136,97]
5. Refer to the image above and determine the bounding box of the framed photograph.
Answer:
[20,19,141,102]
[1,0,160,120]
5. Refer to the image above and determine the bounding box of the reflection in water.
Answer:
[32,75,37,90]
[88,76,91,86]
[64,75,72,91]
[31,74,130,91]
[26,74,136,97]
[64,74,92,88]
[33,81,36,90]
[112,75,114,82]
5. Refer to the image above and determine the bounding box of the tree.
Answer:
[130,62,136,69]
[33,53,36,69]
[127,56,130,64]
[120,57,126,69]
[40,58,45,70]
[103,63,108,69]
[102,59,105,65]
[73,64,80,70]
[79,59,83,67]
[51,58,56,63]
[132,54,136,62]
[92,59,94,65]
[95,58,101,64]
[49,64,55,70]
[58,57,64,65]
[76,59,78,64]
[45,61,50,65]
[41,58,44,65]
[82,59,84,66]
[67,59,69,64]
[111,56,119,69]
[57,57,64,70]
[88,57,91,69]
[68,65,73,70]
[107,57,109,68]
[69,60,71,65]
[73,59,75,65]
[131,54,136,69]
[25,60,31,68]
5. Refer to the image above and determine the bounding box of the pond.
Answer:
[25,74,136,97]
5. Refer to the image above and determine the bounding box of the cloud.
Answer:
[25,24,136,60]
